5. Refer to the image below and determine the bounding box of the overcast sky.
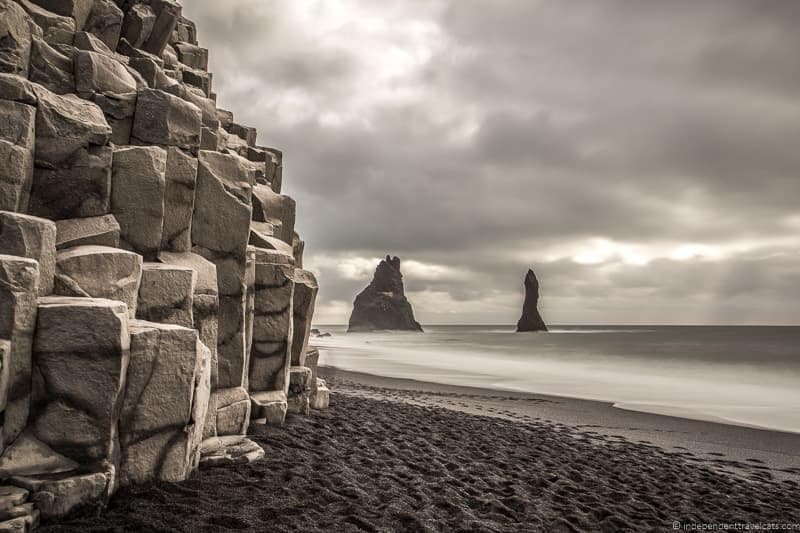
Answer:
[188,0,800,325]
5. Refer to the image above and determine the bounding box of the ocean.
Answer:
[313,325,800,433]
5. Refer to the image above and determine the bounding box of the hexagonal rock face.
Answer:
[251,184,295,245]
[10,464,115,519]
[249,262,294,394]
[54,245,143,318]
[0,211,56,296]
[30,86,111,169]
[119,321,209,485]
[18,0,76,46]
[110,145,166,259]
[29,38,75,95]
[0,0,36,77]
[0,255,39,451]
[192,151,253,390]
[209,387,250,437]
[29,87,113,220]
[75,50,138,96]
[83,0,123,51]
[136,263,195,328]
[29,0,94,32]
[31,296,130,467]
[55,214,120,250]
[131,88,201,150]
[250,390,287,427]
[287,366,312,416]
[160,147,197,253]
[290,269,318,367]
[0,98,35,213]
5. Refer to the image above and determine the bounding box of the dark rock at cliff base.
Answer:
[348,255,423,332]
[516,269,548,332]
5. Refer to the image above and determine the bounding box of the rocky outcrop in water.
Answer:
[516,269,548,332]
[0,0,325,527]
[348,256,423,332]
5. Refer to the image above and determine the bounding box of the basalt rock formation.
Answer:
[348,256,423,332]
[516,269,548,332]
[0,1,327,528]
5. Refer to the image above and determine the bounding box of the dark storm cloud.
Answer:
[184,0,800,324]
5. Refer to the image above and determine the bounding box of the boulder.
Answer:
[160,147,197,252]
[0,430,79,478]
[28,0,94,31]
[17,0,75,46]
[173,42,207,71]
[312,379,330,410]
[0,74,37,105]
[0,0,36,77]
[74,50,137,96]
[250,390,287,427]
[251,184,295,245]
[0,211,56,295]
[516,268,548,332]
[29,145,113,220]
[127,56,158,87]
[348,255,423,332]
[249,262,294,394]
[287,366,312,416]
[30,85,111,168]
[0,256,39,450]
[198,436,263,468]
[0,99,35,213]
[110,145,166,258]
[0,486,28,511]
[28,38,75,95]
[251,244,294,265]
[55,214,120,250]
[290,269,317,366]
[119,3,155,48]
[136,263,195,328]
[31,296,130,466]
[53,245,142,318]
[119,321,208,485]
[211,387,250,436]
[10,466,114,519]
[84,0,123,50]
[157,251,218,386]
[131,88,202,150]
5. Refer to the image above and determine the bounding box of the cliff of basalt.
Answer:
[348,256,423,332]
[0,0,327,528]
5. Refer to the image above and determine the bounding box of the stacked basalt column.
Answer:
[0,0,323,528]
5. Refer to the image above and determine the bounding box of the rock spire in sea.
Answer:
[516,268,548,332]
[348,255,423,332]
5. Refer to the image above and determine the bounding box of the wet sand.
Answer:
[41,367,800,532]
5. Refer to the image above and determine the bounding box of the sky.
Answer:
[186,0,800,325]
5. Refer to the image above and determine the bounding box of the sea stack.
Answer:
[516,269,548,332]
[348,256,423,332]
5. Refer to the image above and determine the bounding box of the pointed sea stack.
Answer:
[516,269,548,332]
[348,255,423,332]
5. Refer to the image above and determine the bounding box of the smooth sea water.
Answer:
[313,325,800,433]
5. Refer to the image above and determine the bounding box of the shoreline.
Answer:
[319,365,800,482]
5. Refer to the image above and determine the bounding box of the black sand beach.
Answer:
[41,368,800,532]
